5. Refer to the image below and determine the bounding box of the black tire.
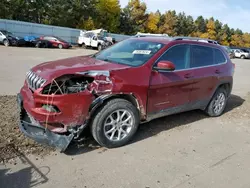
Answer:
[58,44,63,49]
[240,55,246,59]
[91,99,139,148]
[98,44,102,51]
[82,43,86,49]
[3,39,9,47]
[205,87,228,117]
[35,42,40,48]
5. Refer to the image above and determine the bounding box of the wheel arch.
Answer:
[89,93,145,121]
[204,81,232,110]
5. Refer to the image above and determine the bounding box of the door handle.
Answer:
[184,73,193,79]
[215,69,221,74]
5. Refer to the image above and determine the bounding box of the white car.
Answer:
[78,31,105,51]
[233,49,250,59]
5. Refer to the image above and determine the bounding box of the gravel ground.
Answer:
[0,96,54,162]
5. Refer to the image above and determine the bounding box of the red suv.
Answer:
[17,37,234,151]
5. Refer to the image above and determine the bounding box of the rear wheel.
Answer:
[3,39,9,47]
[240,55,246,59]
[205,87,228,117]
[91,99,139,148]
[82,43,86,49]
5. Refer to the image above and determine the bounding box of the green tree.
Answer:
[158,10,177,36]
[127,0,147,32]
[175,12,195,36]
[95,0,120,32]
[119,6,136,34]
[195,16,206,33]
[200,18,216,40]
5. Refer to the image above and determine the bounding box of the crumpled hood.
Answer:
[31,55,130,81]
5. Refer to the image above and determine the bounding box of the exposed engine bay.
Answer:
[42,75,94,95]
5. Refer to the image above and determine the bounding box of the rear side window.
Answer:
[191,45,213,68]
[158,44,190,70]
[214,49,226,64]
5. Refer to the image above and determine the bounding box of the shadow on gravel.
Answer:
[65,94,245,156]
[0,144,50,188]
[131,94,245,144]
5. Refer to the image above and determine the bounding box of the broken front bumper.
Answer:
[17,93,74,152]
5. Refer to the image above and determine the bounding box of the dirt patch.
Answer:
[0,95,54,162]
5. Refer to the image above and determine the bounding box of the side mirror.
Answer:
[154,61,175,71]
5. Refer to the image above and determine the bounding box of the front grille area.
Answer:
[26,71,46,90]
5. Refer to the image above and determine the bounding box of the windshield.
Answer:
[94,39,164,66]
[1,30,13,36]
[55,37,67,43]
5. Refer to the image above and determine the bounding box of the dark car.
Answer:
[35,36,72,49]
[0,30,22,46]
[17,36,234,152]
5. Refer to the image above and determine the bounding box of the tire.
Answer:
[240,55,246,59]
[205,87,228,117]
[35,42,40,48]
[82,43,86,49]
[98,44,102,51]
[3,39,9,47]
[58,44,63,49]
[91,99,139,148]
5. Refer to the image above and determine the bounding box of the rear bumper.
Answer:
[17,93,74,152]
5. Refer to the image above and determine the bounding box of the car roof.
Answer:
[129,36,221,47]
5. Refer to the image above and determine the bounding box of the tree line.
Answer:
[1,0,249,47]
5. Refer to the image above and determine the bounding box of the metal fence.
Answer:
[0,19,131,44]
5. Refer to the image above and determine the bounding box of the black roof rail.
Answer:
[172,36,219,45]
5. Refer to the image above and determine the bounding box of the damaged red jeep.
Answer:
[17,37,234,152]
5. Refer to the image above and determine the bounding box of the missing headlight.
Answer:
[42,75,94,95]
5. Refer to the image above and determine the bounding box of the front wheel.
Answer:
[98,44,102,51]
[58,44,63,49]
[205,87,228,117]
[91,99,139,148]
[3,39,10,47]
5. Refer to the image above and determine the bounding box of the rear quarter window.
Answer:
[214,49,226,64]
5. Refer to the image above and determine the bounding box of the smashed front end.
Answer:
[18,70,113,152]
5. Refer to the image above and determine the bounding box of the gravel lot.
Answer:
[0,46,250,188]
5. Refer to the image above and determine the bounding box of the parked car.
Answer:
[16,35,40,47]
[222,46,235,59]
[78,31,112,51]
[0,30,22,46]
[17,36,234,152]
[232,49,250,59]
[35,36,72,49]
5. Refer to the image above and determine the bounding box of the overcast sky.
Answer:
[119,0,250,32]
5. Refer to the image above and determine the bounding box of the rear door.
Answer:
[147,44,194,117]
[189,44,219,109]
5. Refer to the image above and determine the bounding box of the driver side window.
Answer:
[158,44,190,70]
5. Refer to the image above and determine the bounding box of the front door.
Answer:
[91,36,98,47]
[147,44,194,119]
